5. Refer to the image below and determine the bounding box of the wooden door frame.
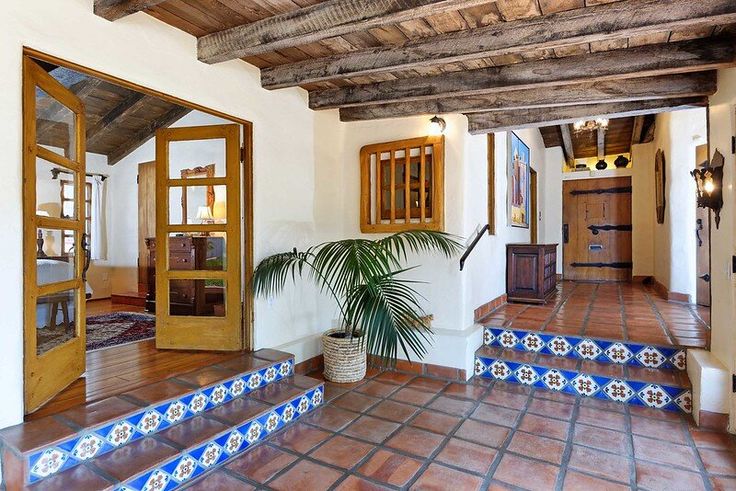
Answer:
[21,48,255,352]
[530,168,538,244]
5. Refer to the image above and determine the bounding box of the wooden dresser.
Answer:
[145,236,224,315]
[506,244,558,304]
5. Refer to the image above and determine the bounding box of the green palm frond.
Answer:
[251,230,462,364]
[346,269,432,365]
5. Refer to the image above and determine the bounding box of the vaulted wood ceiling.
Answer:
[95,0,736,135]
[37,64,191,165]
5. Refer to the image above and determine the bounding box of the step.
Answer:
[483,326,687,371]
[0,349,319,489]
[474,345,692,414]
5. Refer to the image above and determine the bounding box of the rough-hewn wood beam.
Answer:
[466,97,708,135]
[311,38,734,109]
[86,92,146,148]
[107,106,191,165]
[198,0,491,64]
[37,78,104,138]
[263,0,736,89]
[94,0,167,21]
[631,116,646,146]
[597,127,606,159]
[560,124,575,168]
[338,72,717,121]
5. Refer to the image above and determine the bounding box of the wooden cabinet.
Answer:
[145,236,225,315]
[506,244,558,304]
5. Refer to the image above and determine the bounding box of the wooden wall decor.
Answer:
[508,132,530,229]
[655,149,666,224]
[487,133,495,236]
[360,136,444,233]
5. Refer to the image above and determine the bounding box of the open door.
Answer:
[155,124,243,350]
[23,57,88,412]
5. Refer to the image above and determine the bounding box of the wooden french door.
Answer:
[563,177,632,281]
[155,124,243,350]
[23,57,88,412]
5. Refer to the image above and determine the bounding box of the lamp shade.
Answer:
[195,206,213,221]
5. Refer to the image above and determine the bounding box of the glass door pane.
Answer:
[155,124,242,351]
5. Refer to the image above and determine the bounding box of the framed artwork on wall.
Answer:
[655,149,666,224]
[508,132,530,228]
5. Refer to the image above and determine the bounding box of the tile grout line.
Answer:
[553,393,582,490]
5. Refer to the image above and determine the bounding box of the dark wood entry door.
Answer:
[563,177,632,281]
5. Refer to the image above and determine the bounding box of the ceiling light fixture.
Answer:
[429,115,446,135]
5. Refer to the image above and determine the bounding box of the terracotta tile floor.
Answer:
[184,369,735,490]
[483,281,710,348]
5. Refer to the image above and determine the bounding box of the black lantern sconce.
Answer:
[691,149,724,228]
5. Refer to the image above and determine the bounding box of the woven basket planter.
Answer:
[322,329,367,383]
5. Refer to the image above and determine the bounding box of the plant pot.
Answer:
[322,329,367,383]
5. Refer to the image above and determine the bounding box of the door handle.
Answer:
[696,218,703,247]
[589,244,604,251]
[81,232,91,282]
[699,273,711,282]
[563,224,569,243]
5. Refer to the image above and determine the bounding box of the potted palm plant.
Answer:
[253,231,461,383]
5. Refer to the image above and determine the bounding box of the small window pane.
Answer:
[35,87,76,160]
[166,233,227,271]
[36,288,78,355]
[169,140,226,179]
[169,185,226,225]
[37,228,77,264]
[37,158,76,219]
[169,279,225,317]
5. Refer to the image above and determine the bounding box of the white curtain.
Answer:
[90,176,107,260]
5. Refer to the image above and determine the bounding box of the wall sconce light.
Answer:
[429,115,446,135]
[691,149,724,228]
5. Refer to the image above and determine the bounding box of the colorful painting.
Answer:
[508,132,530,228]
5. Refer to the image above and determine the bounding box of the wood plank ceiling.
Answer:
[94,0,736,136]
[37,65,191,165]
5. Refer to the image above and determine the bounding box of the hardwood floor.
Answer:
[86,298,146,316]
[26,339,242,421]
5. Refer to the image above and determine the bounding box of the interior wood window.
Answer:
[487,133,496,235]
[61,180,91,255]
[360,136,444,233]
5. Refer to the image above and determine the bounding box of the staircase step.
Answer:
[483,326,687,371]
[474,345,692,414]
[0,349,301,489]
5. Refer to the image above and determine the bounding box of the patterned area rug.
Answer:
[85,312,156,351]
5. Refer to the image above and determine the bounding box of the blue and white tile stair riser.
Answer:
[483,327,687,371]
[474,355,691,413]
[26,359,295,484]
[118,386,324,491]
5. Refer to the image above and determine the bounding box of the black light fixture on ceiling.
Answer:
[429,115,446,135]
[691,149,724,228]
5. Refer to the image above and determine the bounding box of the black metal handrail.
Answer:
[459,224,490,271]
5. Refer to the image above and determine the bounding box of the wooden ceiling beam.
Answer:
[262,0,736,89]
[466,97,708,135]
[107,105,191,165]
[597,127,606,160]
[338,72,716,121]
[310,37,734,109]
[87,93,148,149]
[197,0,491,64]
[560,124,575,168]
[94,0,168,21]
[630,115,646,146]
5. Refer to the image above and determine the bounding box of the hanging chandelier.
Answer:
[572,118,609,133]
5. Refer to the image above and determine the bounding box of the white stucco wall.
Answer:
[707,68,736,430]
[651,108,707,300]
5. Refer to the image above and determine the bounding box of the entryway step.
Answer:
[0,349,322,490]
[482,326,687,371]
[474,346,692,414]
